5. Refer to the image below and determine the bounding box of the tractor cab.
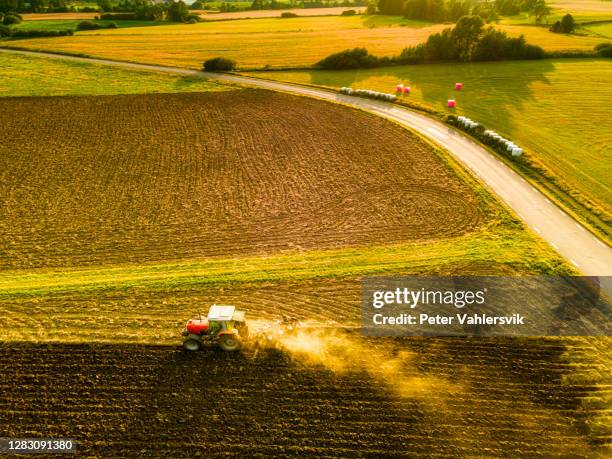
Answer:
[182,305,249,352]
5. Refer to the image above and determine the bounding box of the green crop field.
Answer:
[0,52,230,96]
[249,58,612,238]
[1,15,603,70]
[586,21,612,39]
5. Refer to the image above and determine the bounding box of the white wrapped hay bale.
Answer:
[512,147,523,157]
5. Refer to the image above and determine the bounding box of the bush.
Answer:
[203,57,237,71]
[80,7,99,13]
[595,42,612,57]
[280,12,298,18]
[316,47,381,69]
[77,20,102,30]
[185,13,202,22]
[77,20,117,30]
[0,24,10,37]
[3,14,21,26]
[167,0,189,22]
[341,9,356,16]
[100,13,137,20]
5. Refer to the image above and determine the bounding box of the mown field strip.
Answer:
[0,230,540,297]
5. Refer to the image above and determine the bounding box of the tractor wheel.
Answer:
[183,338,201,352]
[219,335,241,352]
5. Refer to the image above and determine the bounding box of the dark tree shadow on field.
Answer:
[172,75,216,91]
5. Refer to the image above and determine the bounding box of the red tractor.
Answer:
[182,305,249,352]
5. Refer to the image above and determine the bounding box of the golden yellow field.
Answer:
[550,0,612,14]
[4,16,603,70]
[21,12,98,20]
[199,6,366,20]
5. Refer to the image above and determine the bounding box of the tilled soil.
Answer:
[0,90,485,270]
[0,338,605,457]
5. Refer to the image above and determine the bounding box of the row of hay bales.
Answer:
[451,115,523,158]
[339,87,397,102]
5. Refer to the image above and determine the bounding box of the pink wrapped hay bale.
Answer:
[447,99,457,108]
[455,82,463,90]
[403,86,411,94]
[395,84,404,93]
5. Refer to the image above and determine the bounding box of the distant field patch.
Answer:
[249,59,612,236]
[21,12,98,20]
[585,21,612,39]
[0,52,229,97]
[550,0,612,14]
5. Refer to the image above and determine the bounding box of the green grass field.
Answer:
[0,52,229,96]
[248,59,612,238]
[2,15,604,70]
[585,21,612,39]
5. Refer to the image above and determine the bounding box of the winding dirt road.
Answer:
[1,48,610,278]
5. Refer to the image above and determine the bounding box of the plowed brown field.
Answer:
[1,338,607,457]
[0,90,484,270]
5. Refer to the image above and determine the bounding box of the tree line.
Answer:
[317,15,546,68]
[376,0,553,24]
[0,0,74,14]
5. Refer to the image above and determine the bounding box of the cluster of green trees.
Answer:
[1,11,21,24]
[375,0,552,24]
[378,0,470,22]
[97,0,200,22]
[316,15,546,69]
[480,0,552,24]
[595,42,612,57]
[400,15,545,61]
[0,0,73,13]
[549,13,574,34]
